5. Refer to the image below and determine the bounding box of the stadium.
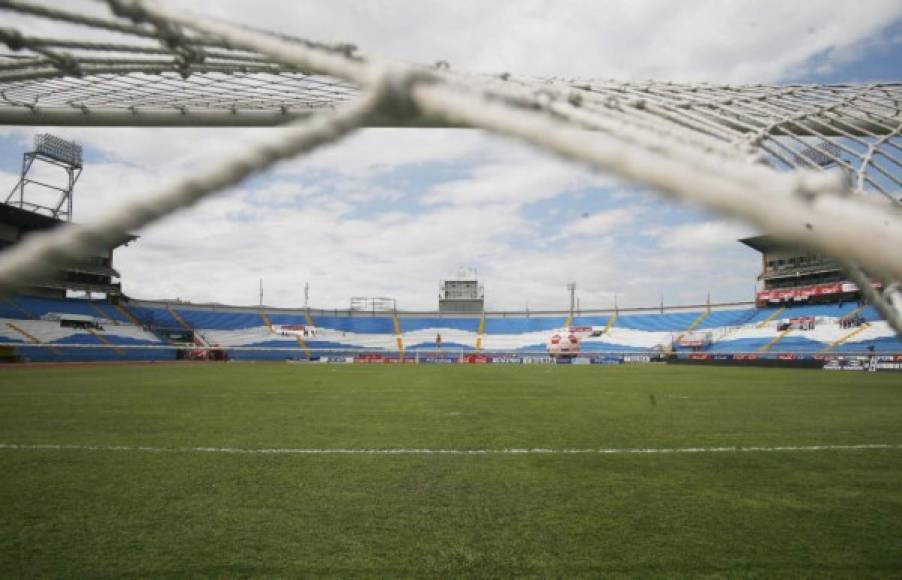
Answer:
[0,1,901,576]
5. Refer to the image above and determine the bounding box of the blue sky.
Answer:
[0,1,899,310]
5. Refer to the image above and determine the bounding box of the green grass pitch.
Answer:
[0,363,900,577]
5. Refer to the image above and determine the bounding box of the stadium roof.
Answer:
[0,203,137,246]
[738,235,801,254]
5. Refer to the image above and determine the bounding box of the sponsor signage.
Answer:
[420,355,456,364]
[757,280,881,302]
[591,356,623,365]
[491,356,522,364]
[824,358,864,371]
[568,326,594,334]
[823,355,902,372]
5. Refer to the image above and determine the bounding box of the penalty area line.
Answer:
[0,443,900,456]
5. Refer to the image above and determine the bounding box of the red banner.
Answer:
[757,280,880,302]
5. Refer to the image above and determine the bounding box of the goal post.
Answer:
[0,0,899,335]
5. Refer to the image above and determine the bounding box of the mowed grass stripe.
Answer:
[0,364,900,451]
[1,364,901,576]
[1,442,901,455]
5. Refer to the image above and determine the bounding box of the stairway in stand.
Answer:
[86,328,124,356]
[821,323,871,353]
[474,314,485,353]
[115,303,142,325]
[167,305,192,330]
[758,328,790,352]
[393,314,404,359]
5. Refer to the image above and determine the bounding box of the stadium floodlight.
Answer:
[0,0,899,335]
[5,132,83,221]
[33,133,82,167]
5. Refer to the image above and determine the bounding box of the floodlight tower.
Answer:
[5,134,83,222]
[567,282,576,318]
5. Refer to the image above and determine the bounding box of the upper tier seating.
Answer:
[0,295,898,360]
[11,295,130,322]
[127,304,183,328]
[177,308,261,330]
[616,311,700,332]
[400,317,480,332]
[0,301,28,319]
[313,316,396,334]
[694,308,760,329]
[764,302,860,320]
[483,317,566,333]
[569,315,611,326]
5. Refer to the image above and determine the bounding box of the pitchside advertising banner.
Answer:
[678,352,902,371]
[337,352,900,369]
[343,353,661,365]
[823,355,902,372]
[756,280,880,302]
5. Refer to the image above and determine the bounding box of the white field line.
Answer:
[0,443,900,456]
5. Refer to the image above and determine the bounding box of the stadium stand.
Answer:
[0,309,169,361]
[176,308,261,330]
[617,311,699,332]
[127,304,185,329]
[0,294,899,362]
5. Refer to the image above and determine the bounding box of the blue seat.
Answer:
[483,317,565,334]
[128,305,183,328]
[569,316,612,327]
[617,312,699,332]
[400,317,480,332]
[177,308,261,330]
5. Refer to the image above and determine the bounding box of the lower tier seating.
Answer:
[0,296,897,361]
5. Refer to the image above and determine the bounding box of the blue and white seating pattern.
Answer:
[0,296,899,361]
[0,313,170,362]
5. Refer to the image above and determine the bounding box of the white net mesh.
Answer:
[0,0,900,333]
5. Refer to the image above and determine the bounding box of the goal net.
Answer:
[0,0,900,333]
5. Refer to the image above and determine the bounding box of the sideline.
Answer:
[1,443,899,456]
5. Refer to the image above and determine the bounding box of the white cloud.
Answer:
[3,2,897,310]
[162,0,900,82]
[658,220,755,251]
[423,156,611,207]
[563,207,643,237]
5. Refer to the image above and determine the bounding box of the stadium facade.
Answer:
[0,136,899,367]
[0,293,899,365]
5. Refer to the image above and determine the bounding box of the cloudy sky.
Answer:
[1,1,900,310]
